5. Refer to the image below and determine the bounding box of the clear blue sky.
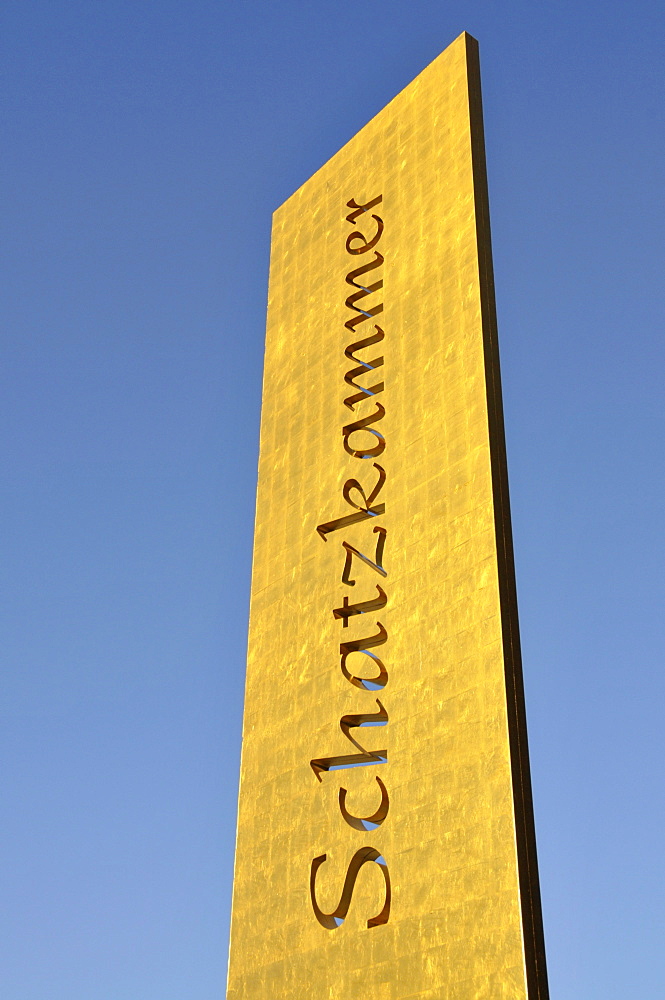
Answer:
[1,2,663,998]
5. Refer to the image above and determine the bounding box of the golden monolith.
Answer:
[227,31,549,1000]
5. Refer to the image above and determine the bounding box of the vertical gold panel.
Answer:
[227,32,548,1000]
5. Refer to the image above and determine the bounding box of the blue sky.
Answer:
[1,2,664,998]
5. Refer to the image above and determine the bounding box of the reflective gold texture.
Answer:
[227,31,548,1000]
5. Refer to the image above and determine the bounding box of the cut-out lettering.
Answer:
[342,526,387,586]
[308,194,391,930]
[344,257,385,367]
[339,776,389,831]
[344,364,384,412]
[340,622,388,690]
[315,504,385,541]
[342,403,385,459]
[340,698,387,744]
[333,584,387,627]
[345,195,383,225]
[316,463,386,541]
[343,462,386,510]
[310,748,388,782]
[343,323,385,411]
[345,325,385,363]
[344,300,383,336]
[346,253,383,309]
[310,847,391,929]
[310,699,388,781]
[345,216,384,255]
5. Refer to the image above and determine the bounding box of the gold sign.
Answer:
[227,31,549,1000]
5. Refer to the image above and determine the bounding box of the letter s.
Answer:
[309,847,391,929]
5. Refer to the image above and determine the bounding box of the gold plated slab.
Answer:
[227,31,549,1000]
